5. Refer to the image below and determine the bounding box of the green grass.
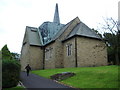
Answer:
[3,86,25,90]
[32,65,119,88]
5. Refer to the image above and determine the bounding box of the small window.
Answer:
[45,47,53,60]
[45,49,49,60]
[66,44,72,56]
[49,48,53,58]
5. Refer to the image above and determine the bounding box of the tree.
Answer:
[11,52,20,60]
[1,44,13,60]
[1,45,21,88]
[92,28,102,38]
[103,32,120,64]
[98,17,120,65]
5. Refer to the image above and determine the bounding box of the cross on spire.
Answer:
[53,3,60,24]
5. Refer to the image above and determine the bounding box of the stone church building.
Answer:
[20,4,107,70]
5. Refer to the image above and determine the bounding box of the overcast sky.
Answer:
[0,0,119,54]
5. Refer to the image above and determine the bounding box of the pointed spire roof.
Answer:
[53,3,60,24]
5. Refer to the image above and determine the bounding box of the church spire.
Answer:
[53,3,60,24]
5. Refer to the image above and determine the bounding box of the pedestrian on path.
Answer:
[25,64,31,76]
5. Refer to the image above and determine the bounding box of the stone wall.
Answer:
[59,17,80,41]
[21,18,108,70]
[54,40,64,68]
[20,44,43,70]
[63,38,76,68]
[44,40,64,69]
[44,42,56,69]
[76,37,108,67]
[55,17,80,68]
[29,45,43,70]
[20,43,30,71]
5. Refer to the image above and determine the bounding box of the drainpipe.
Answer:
[42,46,45,69]
[75,36,78,67]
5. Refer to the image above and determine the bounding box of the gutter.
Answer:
[63,35,102,43]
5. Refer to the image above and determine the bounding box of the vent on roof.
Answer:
[31,29,37,32]
[23,42,27,45]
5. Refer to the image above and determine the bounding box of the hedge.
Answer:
[2,59,21,88]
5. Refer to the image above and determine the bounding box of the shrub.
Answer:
[2,59,21,88]
[1,45,13,60]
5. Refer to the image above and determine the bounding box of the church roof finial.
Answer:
[53,3,60,24]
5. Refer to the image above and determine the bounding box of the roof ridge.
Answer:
[52,18,75,40]
[53,17,80,40]
[65,22,81,39]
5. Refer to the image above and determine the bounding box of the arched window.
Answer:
[66,44,72,56]
[45,47,53,60]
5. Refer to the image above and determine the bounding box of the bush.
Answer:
[2,59,21,88]
[1,45,13,60]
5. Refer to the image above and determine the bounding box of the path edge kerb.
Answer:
[19,81,26,88]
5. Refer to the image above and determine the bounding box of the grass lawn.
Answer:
[2,86,25,90]
[32,65,119,88]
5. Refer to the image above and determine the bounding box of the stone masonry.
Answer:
[20,4,108,70]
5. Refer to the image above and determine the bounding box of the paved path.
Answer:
[20,72,76,89]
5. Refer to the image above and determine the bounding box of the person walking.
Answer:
[25,64,31,76]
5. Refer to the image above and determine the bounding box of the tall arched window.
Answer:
[66,44,72,56]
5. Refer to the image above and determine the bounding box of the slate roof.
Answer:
[65,22,101,40]
[41,17,75,45]
[25,18,101,46]
[39,21,64,44]
[38,3,65,45]
[24,4,101,47]
[26,26,43,46]
[41,22,70,45]
[53,20,73,40]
